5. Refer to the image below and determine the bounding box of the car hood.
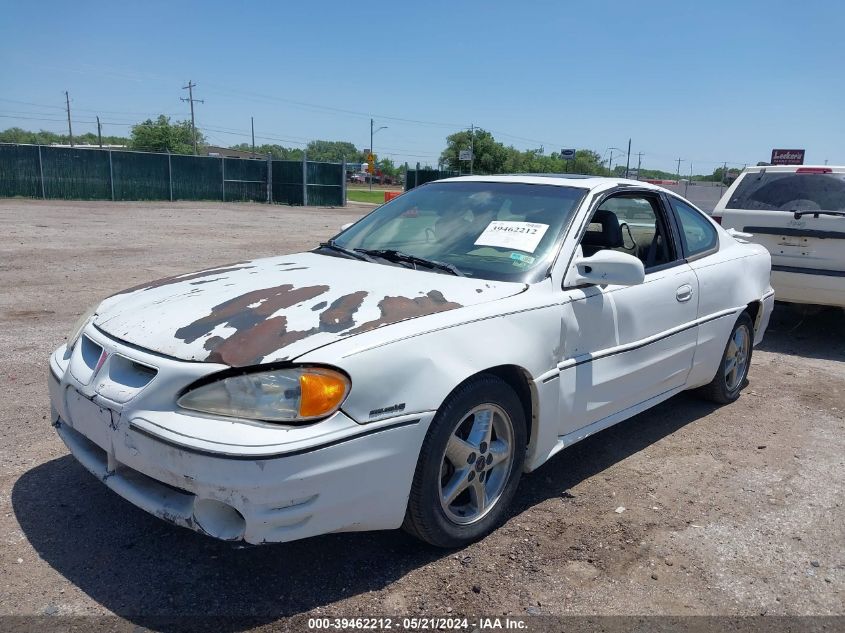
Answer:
[93,252,526,366]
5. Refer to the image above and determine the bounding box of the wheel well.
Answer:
[480,365,535,447]
[745,300,761,333]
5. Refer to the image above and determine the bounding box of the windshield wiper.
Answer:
[793,210,845,219]
[357,249,465,276]
[318,240,376,262]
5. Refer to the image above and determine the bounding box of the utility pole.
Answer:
[64,91,74,147]
[676,158,683,182]
[96,116,103,148]
[469,123,475,175]
[624,138,631,178]
[368,118,388,191]
[636,152,643,180]
[685,162,693,197]
[180,80,204,155]
[251,116,256,158]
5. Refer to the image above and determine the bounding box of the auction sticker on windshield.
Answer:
[474,221,549,253]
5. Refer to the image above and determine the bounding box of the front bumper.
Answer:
[48,329,432,544]
[771,267,845,308]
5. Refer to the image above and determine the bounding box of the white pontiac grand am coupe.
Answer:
[49,175,774,547]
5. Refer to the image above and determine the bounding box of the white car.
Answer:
[712,165,845,308]
[49,175,774,547]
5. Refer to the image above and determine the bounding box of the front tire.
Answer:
[403,375,526,548]
[698,311,754,404]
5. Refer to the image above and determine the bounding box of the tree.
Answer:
[567,149,606,175]
[305,140,361,163]
[229,143,303,160]
[0,127,129,146]
[229,140,362,163]
[377,157,399,177]
[440,129,609,176]
[129,115,202,154]
[440,128,509,174]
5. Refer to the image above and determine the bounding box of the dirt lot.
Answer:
[0,200,842,628]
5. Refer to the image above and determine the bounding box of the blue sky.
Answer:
[1,0,842,173]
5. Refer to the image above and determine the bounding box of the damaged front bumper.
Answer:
[48,328,431,544]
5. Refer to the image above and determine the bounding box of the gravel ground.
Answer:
[0,199,842,629]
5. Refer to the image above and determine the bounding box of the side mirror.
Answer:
[565,250,645,287]
[340,222,354,232]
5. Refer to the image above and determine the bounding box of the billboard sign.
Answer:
[560,148,576,160]
[771,149,805,165]
[459,150,473,161]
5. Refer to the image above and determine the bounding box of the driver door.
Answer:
[557,191,700,436]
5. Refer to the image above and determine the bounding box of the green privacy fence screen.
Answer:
[404,167,459,191]
[0,143,345,206]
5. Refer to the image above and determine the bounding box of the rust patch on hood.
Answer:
[110,263,255,297]
[204,315,316,366]
[348,290,462,335]
[319,291,368,333]
[195,289,368,366]
[175,283,330,345]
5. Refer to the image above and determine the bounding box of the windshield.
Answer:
[727,171,845,212]
[329,181,586,282]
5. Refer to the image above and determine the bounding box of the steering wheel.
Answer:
[619,222,639,252]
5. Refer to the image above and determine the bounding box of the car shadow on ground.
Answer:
[12,392,716,631]
[757,304,845,362]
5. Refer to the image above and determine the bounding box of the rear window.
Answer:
[727,171,845,212]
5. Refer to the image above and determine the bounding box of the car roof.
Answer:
[438,173,668,193]
[739,165,845,173]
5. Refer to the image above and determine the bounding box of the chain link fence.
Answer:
[0,144,346,206]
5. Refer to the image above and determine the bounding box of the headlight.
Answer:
[67,303,99,349]
[177,367,350,423]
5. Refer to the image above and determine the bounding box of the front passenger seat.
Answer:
[581,209,624,257]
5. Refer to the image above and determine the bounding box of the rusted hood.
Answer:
[93,252,526,366]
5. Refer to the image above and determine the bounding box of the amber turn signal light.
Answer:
[298,369,350,419]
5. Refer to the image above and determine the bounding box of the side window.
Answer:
[671,198,718,257]
[579,194,677,271]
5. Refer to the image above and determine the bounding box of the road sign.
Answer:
[459,150,473,161]
[560,148,576,160]
[771,149,805,165]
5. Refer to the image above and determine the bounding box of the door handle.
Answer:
[676,284,693,302]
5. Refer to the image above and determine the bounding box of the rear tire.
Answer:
[403,375,526,548]
[697,312,754,404]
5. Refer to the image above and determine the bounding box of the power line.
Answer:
[203,83,467,129]
[0,97,65,110]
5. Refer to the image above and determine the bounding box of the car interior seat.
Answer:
[581,209,624,257]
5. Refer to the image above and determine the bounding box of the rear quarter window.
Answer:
[727,172,845,212]
[671,198,718,257]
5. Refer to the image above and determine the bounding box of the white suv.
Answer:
[712,165,845,308]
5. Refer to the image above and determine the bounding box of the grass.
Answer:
[347,190,389,204]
